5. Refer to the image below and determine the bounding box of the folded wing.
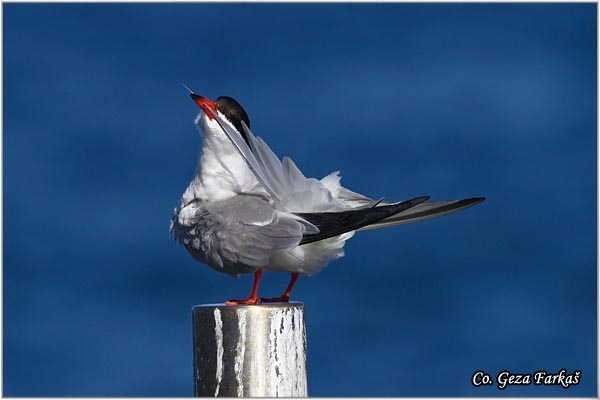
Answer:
[357,197,486,231]
[297,196,430,244]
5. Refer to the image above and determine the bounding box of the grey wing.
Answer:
[171,193,318,275]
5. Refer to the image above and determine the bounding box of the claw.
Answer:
[259,295,290,303]
[225,296,261,305]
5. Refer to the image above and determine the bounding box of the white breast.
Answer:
[184,114,261,203]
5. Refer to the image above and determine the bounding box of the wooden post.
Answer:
[192,302,308,397]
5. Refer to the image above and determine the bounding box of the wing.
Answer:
[205,107,485,237]
[297,196,429,244]
[211,113,334,208]
[206,111,366,213]
[171,193,318,275]
[241,121,333,209]
[205,107,282,199]
[357,197,486,231]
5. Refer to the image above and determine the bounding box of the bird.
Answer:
[170,90,485,305]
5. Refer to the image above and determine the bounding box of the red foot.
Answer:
[260,273,298,303]
[225,296,261,305]
[223,271,300,305]
[260,295,290,303]
[225,269,263,306]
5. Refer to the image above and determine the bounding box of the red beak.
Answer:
[190,93,217,120]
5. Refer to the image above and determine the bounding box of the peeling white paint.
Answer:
[268,309,281,396]
[234,308,247,397]
[213,308,223,397]
[293,307,307,395]
[265,306,307,396]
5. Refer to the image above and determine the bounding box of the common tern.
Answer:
[170,91,485,305]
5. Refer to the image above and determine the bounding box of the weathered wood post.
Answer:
[192,302,308,397]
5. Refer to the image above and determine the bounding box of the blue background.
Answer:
[4,3,596,397]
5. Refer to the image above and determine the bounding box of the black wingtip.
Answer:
[413,195,431,204]
[297,195,430,245]
[466,197,486,205]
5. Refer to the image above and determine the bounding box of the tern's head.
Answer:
[189,93,251,144]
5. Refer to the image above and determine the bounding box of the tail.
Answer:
[357,197,486,231]
[297,196,430,245]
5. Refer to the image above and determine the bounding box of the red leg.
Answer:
[261,273,299,303]
[226,269,263,305]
